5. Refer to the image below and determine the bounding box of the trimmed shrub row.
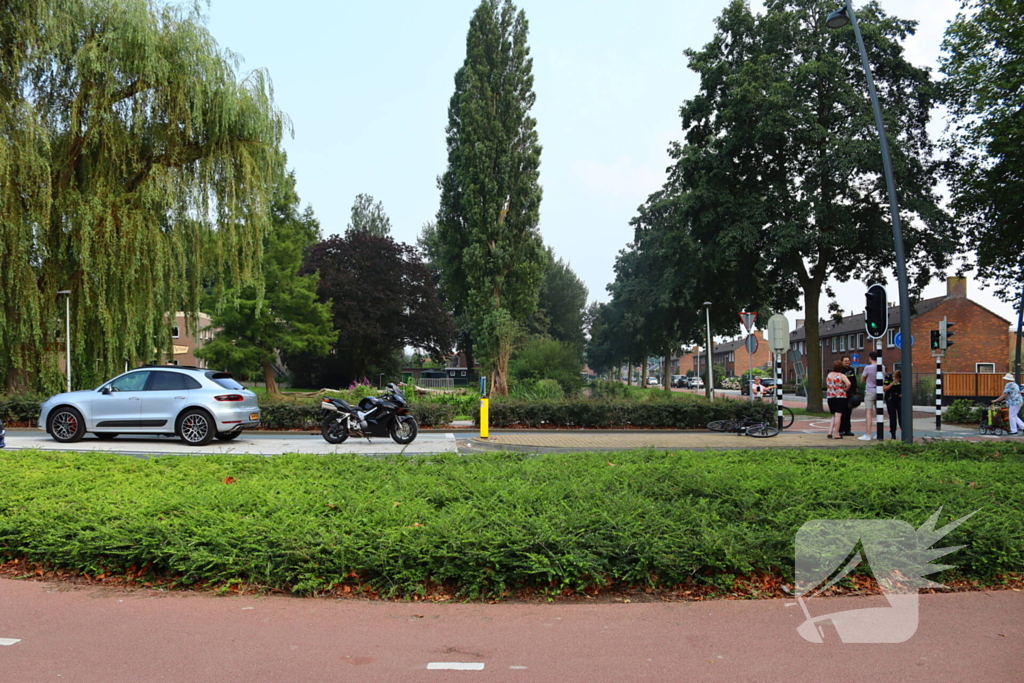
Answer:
[479,397,775,429]
[0,444,1019,598]
[0,394,45,424]
[259,400,456,429]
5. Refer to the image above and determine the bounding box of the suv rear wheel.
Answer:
[178,409,215,446]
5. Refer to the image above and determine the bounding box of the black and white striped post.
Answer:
[935,356,942,430]
[776,354,783,430]
[876,360,885,441]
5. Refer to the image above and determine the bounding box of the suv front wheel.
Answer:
[178,409,215,446]
[49,407,86,443]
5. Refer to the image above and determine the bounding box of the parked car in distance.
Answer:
[688,377,705,389]
[38,366,260,446]
[671,375,685,388]
[740,377,779,395]
[646,377,660,386]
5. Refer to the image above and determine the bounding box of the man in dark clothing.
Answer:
[840,355,858,436]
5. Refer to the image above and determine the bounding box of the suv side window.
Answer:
[147,371,191,392]
[107,372,150,392]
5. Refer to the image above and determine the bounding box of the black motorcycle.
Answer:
[320,383,418,445]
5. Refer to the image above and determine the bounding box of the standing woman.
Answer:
[883,369,903,440]
[992,373,1024,436]
[827,361,852,439]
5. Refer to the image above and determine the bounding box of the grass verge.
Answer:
[0,443,1021,600]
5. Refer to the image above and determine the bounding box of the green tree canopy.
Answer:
[669,0,956,411]
[0,0,285,392]
[195,171,335,393]
[346,193,392,237]
[529,248,589,356]
[941,0,1024,299]
[291,232,455,389]
[434,0,545,395]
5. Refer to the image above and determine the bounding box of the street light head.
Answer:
[825,5,850,28]
[703,301,712,306]
[57,290,71,295]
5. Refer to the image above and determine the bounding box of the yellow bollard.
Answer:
[480,398,489,439]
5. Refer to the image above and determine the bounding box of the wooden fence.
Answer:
[940,373,1007,400]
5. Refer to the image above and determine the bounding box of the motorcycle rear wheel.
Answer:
[390,417,418,445]
[321,416,349,444]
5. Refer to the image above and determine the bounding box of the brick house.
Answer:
[168,312,215,367]
[786,277,1013,397]
[689,331,774,377]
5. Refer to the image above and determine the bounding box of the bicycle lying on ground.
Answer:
[706,416,780,438]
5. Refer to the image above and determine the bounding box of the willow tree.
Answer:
[434,0,545,395]
[0,0,285,392]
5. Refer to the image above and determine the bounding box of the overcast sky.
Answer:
[204,0,1017,336]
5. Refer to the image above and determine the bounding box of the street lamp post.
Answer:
[704,301,714,401]
[826,3,913,443]
[57,290,71,392]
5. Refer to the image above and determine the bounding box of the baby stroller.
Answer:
[979,402,1009,435]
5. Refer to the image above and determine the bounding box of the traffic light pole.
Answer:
[935,355,942,431]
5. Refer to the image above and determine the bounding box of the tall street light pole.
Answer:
[704,301,714,401]
[57,290,71,392]
[826,3,913,443]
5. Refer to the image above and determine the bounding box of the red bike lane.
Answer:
[0,579,1020,682]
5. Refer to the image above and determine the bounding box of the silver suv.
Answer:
[39,366,260,446]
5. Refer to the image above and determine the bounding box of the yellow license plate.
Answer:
[250,413,259,421]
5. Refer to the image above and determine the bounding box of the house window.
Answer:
[887,329,896,348]
[839,336,846,352]
[848,334,855,350]
[831,337,837,353]
[858,333,864,349]
[461,371,467,376]
[171,326,180,339]
[976,363,996,373]
[893,362,901,372]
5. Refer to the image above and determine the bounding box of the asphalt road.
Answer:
[2,429,459,457]
[0,579,1020,682]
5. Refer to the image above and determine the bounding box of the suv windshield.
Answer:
[206,372,245,391]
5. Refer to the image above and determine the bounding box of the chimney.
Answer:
[947,276,967,299]
[796,319,804,329]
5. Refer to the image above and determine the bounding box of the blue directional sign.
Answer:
[894,332,914,350]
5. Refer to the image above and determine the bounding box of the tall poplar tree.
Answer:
[0,0,285,392]
[434,0,545,395]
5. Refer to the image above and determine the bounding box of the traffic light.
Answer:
[865,284,888,339]
[939,318,956,350]
[930,330,941,350]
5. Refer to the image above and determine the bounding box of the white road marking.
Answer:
[427,662,485,670]
[0,638,21,646]
[446,433,456,439]
[510,665,528,669]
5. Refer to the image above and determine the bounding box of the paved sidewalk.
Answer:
[466,414,1010,453]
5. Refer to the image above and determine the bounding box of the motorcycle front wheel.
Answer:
[321,415,349,444]
[390,417,418,444]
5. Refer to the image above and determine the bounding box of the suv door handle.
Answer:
[174,396,186,399]
[129,396,141,401]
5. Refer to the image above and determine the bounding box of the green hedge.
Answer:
[0,444,1019,598]
[0,393,46,424]
[259,400,456,429]
[479,397,774,429]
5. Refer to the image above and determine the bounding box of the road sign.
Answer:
[745,333,758,355]
[739,311,757,334]
[894,332,914,350]
[766,314,790,353]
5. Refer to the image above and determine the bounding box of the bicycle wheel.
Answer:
[707,420,734,432]
[746,424,780,438]
[779,406,795,429]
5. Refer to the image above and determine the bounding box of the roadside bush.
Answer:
[945,399,985,425]
[509,337,582,396]
[257,394,457,429]
[0,393,45,425]
[508,378,564,401]
[0,444,1019,598]
[588,380,631,400]
[479,396,774,429]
